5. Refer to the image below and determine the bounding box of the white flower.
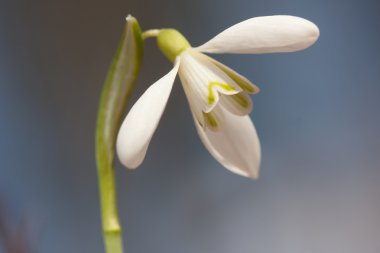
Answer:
[116,15,320,179]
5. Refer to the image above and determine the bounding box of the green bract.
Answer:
[157,29,191,62]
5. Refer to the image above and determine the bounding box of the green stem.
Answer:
[142,29,160,40]
[97,151,123,253]
[96,15,143,253]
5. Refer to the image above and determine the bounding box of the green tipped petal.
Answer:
[203,106,225,131]
[210,59,260,94]
[207,81,236,106]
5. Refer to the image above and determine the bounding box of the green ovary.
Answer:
[157,29,191,62]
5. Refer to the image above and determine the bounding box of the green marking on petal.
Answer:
[203,112,218,128]
[207,81,236,105]
[232,93,251,108]
[202,106,225,131]
[203,111,220,131]
[210,60,260,94]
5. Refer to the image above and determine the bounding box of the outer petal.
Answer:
[116,58,180,169]
[194,107,261,179]
[196,15,319,54]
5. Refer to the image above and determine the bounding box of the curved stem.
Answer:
[96,16,143,253]
[142,29,160,40]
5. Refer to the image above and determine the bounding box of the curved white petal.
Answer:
[207,58,260,94]
[197,15,320,54]
[219,92,253,116]
[179,49,241,115]
[116,58,180,169]
[194,107,261,179]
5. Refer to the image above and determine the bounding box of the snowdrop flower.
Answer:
[116,15,319,179]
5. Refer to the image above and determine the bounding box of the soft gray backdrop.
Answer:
[1,0,380,252]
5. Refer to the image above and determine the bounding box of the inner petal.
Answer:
[207,81,237,108]
[195,52,260,94]
[179,50,241,112]
[179,70,205,127]
[179,49,248,131]
[203,104,225,131]
[219,92,253,116]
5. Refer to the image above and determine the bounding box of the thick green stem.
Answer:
[97,146,123,253]
[95,15,143,253]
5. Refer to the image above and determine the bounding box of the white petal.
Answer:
[194,107,261,179]
[207,57,260,94]
[179,49,241,114]
[219,92,253,116]
[116,58,180,169]
[202,105,225,131]
[197,15,320,54]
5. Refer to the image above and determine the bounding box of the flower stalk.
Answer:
[95,15,143,253]
[142,29,160,40]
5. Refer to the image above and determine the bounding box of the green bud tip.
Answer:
[157,29,191,62]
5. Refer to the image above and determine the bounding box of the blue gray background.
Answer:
[1,0,380,252]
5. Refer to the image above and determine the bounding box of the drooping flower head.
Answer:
[116,15,319,179]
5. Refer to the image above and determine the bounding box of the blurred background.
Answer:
[1,0,380,252]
